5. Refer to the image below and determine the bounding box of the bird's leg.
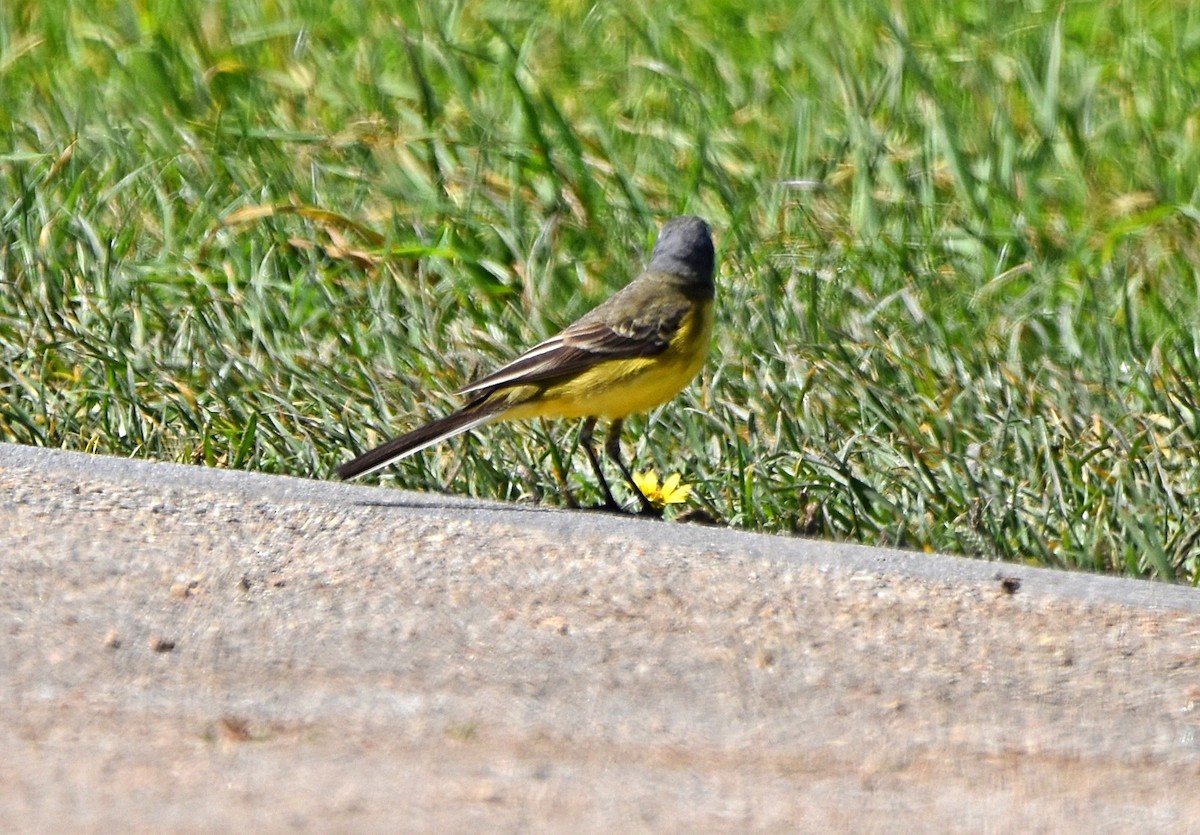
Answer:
[605,418,660,518]
[580,417,622,511]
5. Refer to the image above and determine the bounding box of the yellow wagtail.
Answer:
[336,215,716,514]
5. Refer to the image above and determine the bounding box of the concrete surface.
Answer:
[2,442,1199,833]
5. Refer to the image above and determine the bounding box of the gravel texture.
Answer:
[2,443,1199,833]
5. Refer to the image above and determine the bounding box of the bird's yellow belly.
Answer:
[502,300,714,421]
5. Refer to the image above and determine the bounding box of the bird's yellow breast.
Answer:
[500,298,715,421]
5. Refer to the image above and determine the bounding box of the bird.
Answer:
[336,215,716,514]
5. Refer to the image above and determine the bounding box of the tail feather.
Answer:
[336,408,499,480]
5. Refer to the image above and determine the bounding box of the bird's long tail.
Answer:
[336,406,500,480]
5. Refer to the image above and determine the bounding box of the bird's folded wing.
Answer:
[458,308,686,394]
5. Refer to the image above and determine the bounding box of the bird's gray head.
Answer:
[648,216,715,286]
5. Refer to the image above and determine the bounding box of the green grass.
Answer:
[3,0,1200,581]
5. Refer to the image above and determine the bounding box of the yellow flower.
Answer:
[632,470,693,509]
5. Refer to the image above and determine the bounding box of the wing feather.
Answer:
[458,294,689,394]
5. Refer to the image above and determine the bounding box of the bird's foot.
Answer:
[581,500,662,519]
